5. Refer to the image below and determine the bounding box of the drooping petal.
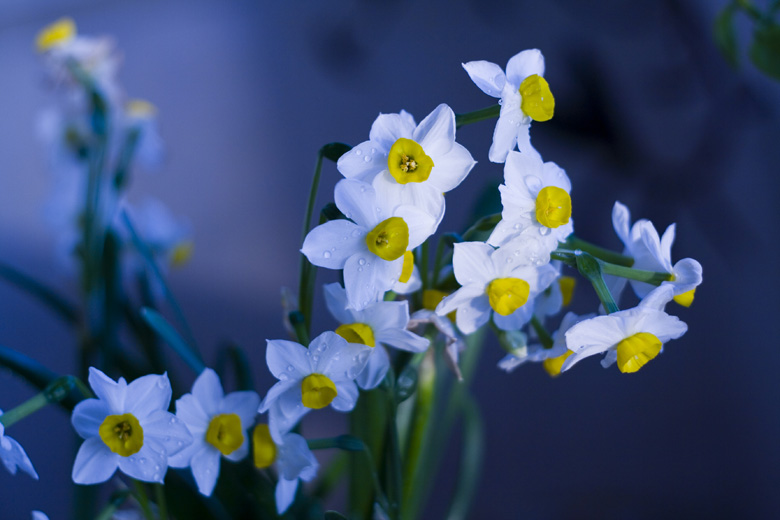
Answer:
[266,340,311,381]
[505,49,545,86]
[368,111,416,151]
[71,398,110,439]
[275,477,300,515]
[191,369,224,417]
[127,373,172,419]
[413,103,455,158]
[190,444,221,496]
[0,433,38,479]
[336,140,389,184]
[669,258,703,294]
[278,432,318,481]
[632,309,688,344]
[355,345,390,390]
[301,220,365,270]
[564,315,626,355]
[72,437,119,485]
[462,60,506,98]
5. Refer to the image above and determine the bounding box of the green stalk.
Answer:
[455,104,501,128]
[562,236,634,267]
[0,262,79,325]
[530,315,554,349]
[154,484,169,520]
[599,262,672,285]
[575,252,619,314]
[132,480,155,520]
[0,375,91,427]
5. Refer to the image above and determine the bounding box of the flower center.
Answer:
[206,413,244,456]
[36,18,76,52]
[387,138,435,184]
[399,251,414,283]
[543,350,573,377]
[335,323,376,347]
[99,413,144,457]
[535,186,572,228]
[170,241,194,268]
[423,289,456,321]
[673,288,695,308]
[616,332,663,373]
[519,74,555,122]
[486,278,531,316]
[365,217,409,261]
[252,424,277,469]
[301,374,338,409]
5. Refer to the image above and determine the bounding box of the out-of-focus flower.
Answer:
[253,424,318,515]
[0,411,38,479]
[71,368,192,484]
[463,49,553,163]
[168,369,259,496]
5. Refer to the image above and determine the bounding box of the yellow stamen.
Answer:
[535,186,572,228]
[559,276,576,307]
[486,278,531,316]
[36,18,76,52]
[543,350,574,377]
[673,288,695,307]
[335,323,375,347]
[99,413,144,457]
[301,374,338,409]
[206,413,244,456]
[170,241,194,268]
[399,251,414,283]
[365,217,409,261]
[519,74,555,122]
[126,99,158,118]
[252,424,277,469]
[616,332,663,373]
[387,138,434,184]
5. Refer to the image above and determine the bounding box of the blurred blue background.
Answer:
[1,0,779,518]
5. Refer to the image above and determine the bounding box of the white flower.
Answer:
[71,368,192,484]
[0,412,38,479]
[488,151,574,262]
[337,104,476,228]
[409,290,466,380]
[611,201,702,306]
[436,242,558,334]
[31,512,48,520]
[562,285,688,373]
[323,283,429,389]
[252,424,318,515]
[258,332,371,437]
[301,179,436,310]
[168,368,260,496]
[463,49,554,163]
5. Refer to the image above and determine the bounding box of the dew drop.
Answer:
[323,251,332,259]
[139,458,147,465]
[177,441,184,447]
[154,465,161,472]
[157,378,167,389]
[539,227,551,236]
[358,258,366,266]
[279,373,289,381]
[351,229,362,237]
[317,343,327,352]
[355,149,362,156]
[287,365,295,371]
[370,148,376,154]
[513,223,521,230]
[506,258,512,264]
[364,155,371,163]
[311,354,319,362]
[357,267,363,272]
[169,417,177,425]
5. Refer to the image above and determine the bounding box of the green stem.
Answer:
[432,237,447,288]
[575,252,619,314]
[530,316,554,349]
[132,480,155,520]
[455,104,501,128]
[95,489,131,520]
[298,151,325,333]
[562,236,633,267]
[599,262,671,285]
[154,484,169,520]
[0,376,91,427]
[418,241,430,292]
[0,262,79,325]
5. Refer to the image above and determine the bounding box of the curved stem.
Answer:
[455,105,500,128]
[561,236,633,267]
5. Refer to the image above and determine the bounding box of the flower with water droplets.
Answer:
[463,48,553,163]
[168,368,260,496]
[324,283,429,389]
[301,179,436,310]
[259,332,371,437]
[0,411,38,480]
[610,201,702,306]
[562,285,688,373]
[252,424,318,515]
[71,367,192,484]
[488,151,573,261]
[436,242,558,334]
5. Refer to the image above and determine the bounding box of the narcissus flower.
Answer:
[337,104,476,228]
[301,179,436,310]
[259,332,371,436]
[168,368,260,496]
[324,283,429,389]
[436,242,558,334]
[0,412,38,479]
[611,201,702,306]
[463,49,554,163]
[252,424,318,515]
[562,285,687,373]
[488,151,574,262]
[71,368,192,484]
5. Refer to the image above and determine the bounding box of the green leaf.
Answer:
[215,342,254,391]
[714,5,739,67]
[140,307,205,374]
[0,261,79,325]
[750,22,780,79]
[446,395,484,520]
[395,363,418,403]
[320,142,353,162]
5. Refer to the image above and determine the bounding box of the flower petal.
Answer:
[336,140,388,183]
[141,410,193,458]
[612,201,631,247]
[312,331,371,381]
[323,283,355,324]
[355,346,389,390]
[278,432,318,481]
[72,437,119,485]
[413,103,455,157]
[219,391,260,428]
[117,440,167,483]
[71,398,109,439]
[266,340,311,381]
[127,373,172,419]
[362,300,408,331]
[301,220,365,270]
[368,111,416,151]
[488,109,523,163]
[190,444,221,496]
[375,328,429,353]
[88,367,126,415]
[454,294,492,335]
[452,242,495,286]
[462,60,506,98]
[191,369,224,417]
[259,381,297,413]
[343,253,384,311]
[331,380,360,412]
[506,49,545,86]
[335,179,383,228]
[275,477,299,515]
[427,142,476,193]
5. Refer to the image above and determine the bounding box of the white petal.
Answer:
[564,315,626,354]
[503,149,544,188]
[452,242,495,286]
[167,437,205,468]
[343,253,384,311]
[301,220,365,269]
[454,293,492,334]
[462,60,506,98]
[126,373,172,420]
[394,203,439,248]
[191,369,224,417]
[427,142,476,193]
[638,284,676,311]
[368,112,416,151]
[268,396,309,437]
[335,179,383,228]
[278,432,318,481]
[224,437,249,462]
[362,300,408,331]
[219,391,260,428]
[413,103,455,157]
[375,328,429,353]
[310,331,370,381]
[190,444,221,496]
[632,309,688,343]
[493,300,535,330]
[660,223,676,262]
[355,346,389,390]
[323,283,355,324]
[515,122,539,159]
[275,478,299,515]
[88,367,126,414]
[668,258,702,294]
[637,221,672,272]
[266,340,311,381]
[174,393,209,432]
[436,284,485,317]
[506,49,545,86]
[600,350,618,368]
[72,437,118,485]
[142,410,193,457]
[373,173,444,231]
[336,140,388,184]
[117,440,167,483]
[0,434,37,479]
[71,398,109,439]
[488,111,522,163]
[331,380,360,412]
[259,381,298,413]
[612,201,631,247]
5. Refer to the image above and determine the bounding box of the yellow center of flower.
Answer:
[559,276,576,307]
[301,374,338,409]
[423,289,456,322]
[387,138,435,184]
[205,413,244,456]
[252,424,277,469]
[335,323,375,347]
[519,74,555,122]
[36,18,76,52]
[99,413,144,457]
[399,251,414,283]
[486,278,531,316]
[673,288,696,308]
[126,99,158,118]
[535,186,572,228]
[365,217,409,261]
[543,350,574,377]
[170,241,194,268]
[616,332,663,374]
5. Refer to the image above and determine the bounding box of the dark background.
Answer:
[1,0,779,518]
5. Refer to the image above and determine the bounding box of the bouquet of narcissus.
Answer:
[0,18,702,520]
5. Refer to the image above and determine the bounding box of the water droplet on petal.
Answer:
[279,373,289,381]
[364,155,371,163]
[513,223,521,230]
[539,227,551,236]
[287,365,295,371]
[355,149,362,156]
[177,441,184,447]
[358,258,366,266]
[358,267,363,272]
[323,251,332,259]
[351,229,362,237]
